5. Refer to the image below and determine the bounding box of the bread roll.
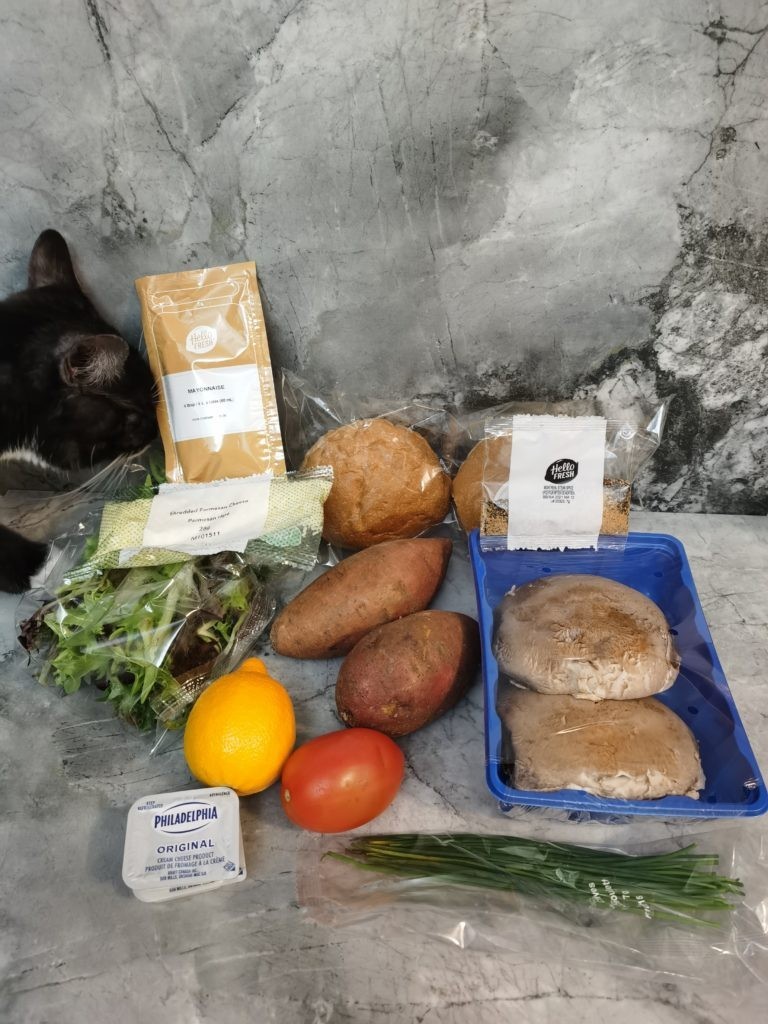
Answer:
[500,690,704,800]
[301,419,450,549]
[451,435,511,532]
[451,432,632,537]
[494,574,679,700]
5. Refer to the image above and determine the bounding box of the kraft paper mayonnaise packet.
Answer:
[122,787,242,893]
[136,262,286,484]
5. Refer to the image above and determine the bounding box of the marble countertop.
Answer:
[1,511,767,1023]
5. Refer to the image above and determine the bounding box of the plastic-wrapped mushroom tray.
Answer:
[469,530,768,818]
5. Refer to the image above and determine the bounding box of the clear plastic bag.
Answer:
[279,370,455,551]
[298,827,768,986]
[17,538,275,732]
[0,447,160,553]
[280,369,455,470]
[14,462,332,733]
[472,398,668,551]
[73,466,333,576]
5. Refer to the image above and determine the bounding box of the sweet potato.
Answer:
[335,610,480,737]
[270,538,452,659]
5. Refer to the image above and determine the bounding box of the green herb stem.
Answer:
[325,833,744,928]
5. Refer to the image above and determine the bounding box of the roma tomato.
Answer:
[280,728,405,833]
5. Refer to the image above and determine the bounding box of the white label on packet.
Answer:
[141,475,272,556]
[162,364,266,443]
[122,787,242,893]
[132,833,247,902]
[505,414,607,550]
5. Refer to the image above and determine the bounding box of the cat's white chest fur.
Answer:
[0,446,76,503]
[0,446,57,473]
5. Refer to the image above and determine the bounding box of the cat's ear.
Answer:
[60,334,129,389]
[28,229,80,290]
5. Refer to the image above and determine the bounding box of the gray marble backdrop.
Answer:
[0,0,766,512]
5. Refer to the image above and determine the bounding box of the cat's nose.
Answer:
[124,410,157,446]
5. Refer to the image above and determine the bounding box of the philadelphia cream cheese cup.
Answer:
[123,786,243,895]
[132,833,247,902]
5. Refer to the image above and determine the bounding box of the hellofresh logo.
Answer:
[544,459,578,483]
[186,325,217,354]
[153,801,219,834]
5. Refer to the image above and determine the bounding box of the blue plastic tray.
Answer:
[469,530,767,818]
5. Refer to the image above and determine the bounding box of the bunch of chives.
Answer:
[325,833,744,928]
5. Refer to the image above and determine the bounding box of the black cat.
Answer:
[0,230,157,592]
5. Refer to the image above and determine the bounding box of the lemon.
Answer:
[183,658,296,796]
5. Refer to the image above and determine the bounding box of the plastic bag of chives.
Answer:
[323,833,744,929]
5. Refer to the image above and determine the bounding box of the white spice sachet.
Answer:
[505,415,607,550]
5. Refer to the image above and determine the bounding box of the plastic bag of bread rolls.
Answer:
[280,371,454,550]
[446,396,668,543]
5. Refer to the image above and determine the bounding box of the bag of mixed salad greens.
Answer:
[16,463,333,731]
